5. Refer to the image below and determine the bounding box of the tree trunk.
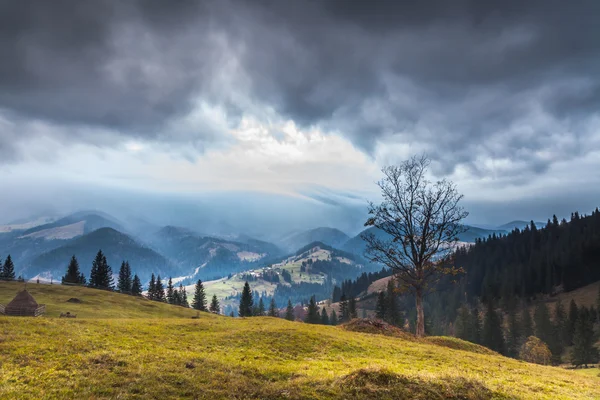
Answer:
[415,287,425,337]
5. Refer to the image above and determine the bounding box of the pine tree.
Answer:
[78,272,86,285]
[521,308,534,339]
[154,275,165,302]
[597,285,600,317]
[469,306,482,344]
[131,274,142,296]
[179,284,189,307]
[375,291,387,319]
[534,303,553,348]
[305,296,320,324]
[257,297,266,316]
[551,300,567,364]
[239,281,254,317]
[455,305,471,341]
[321,307,330,325]
[148,274,156,300]
[482,301,505,354]
[117,261,132,293]
[506,307,521,358]
[89,250,104,288]
[172,289,181,306]
[268,298,278,317]
[1,255,15,281]
[192,279,208,311]
[166,277,175,304]
[338,293,350,322]
[330,310,338,326]
[209,295,220,314]
[62,255,82,284]
[571,307,599,367]
[567,300,578,345]
[285,299,294,321]
[348,296,358,320]
[385,280,400,325]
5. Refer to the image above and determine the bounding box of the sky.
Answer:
[1,0,600,232]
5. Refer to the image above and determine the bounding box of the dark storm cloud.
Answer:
[1,0,599,176]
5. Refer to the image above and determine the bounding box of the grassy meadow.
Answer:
[1,281,599,399]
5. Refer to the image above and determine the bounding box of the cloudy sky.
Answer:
[1,0,599,231]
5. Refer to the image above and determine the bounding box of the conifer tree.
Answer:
[554,300,568,348]
[469,306,482,344]
[100,255,114,289]
[1,255,15,281]
[330,310,338,326]
[521,308,534,339]
[148,274,156,300]
[571,307,599,367]
[89,250,107,288]
[385,280,400,325]
[239,281,254,317]
[455,304,472,341]
[348,296,358,320]
[192,279,208,311]
[268,298,278,317]
[172,289,181,306]
[179,284,189,307]
[321,307,330,325]
[534,303,553,348]
[506,307,521,358]
[597,285,600,314]
[154,275,165,302]
[209,295,220,314]
[567,300,578,345]
[166,277,175,304]
[117,261,132,293]
[257,297,266,316]
[375,291,387,319]
[62,255,82,284]
[305,296,320,324]
[131,274,142,296]
[338,293,350,322]
[483,301,505,354]
[285,299,294,321]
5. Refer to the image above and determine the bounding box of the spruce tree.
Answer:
[268,298,278,317]
[117,261,132,293]
[385,280,400,325]
[348,296,358,320]
[551,300,567,364]
[305,296,319,324]
[505,307,521,358]
[285,299,294,321]
[148,274,156,300]
[192,279,208,311]
[469,306,482,344]
[239,281,254,317]
[338,293,350,322]
[454,305,471,341]
[257,297,266,316]
[89,250,104,288]
[330,310,338,326]
[521,308,534,339]
[571,307,599,367]
[78,272,87,285]
[154,275,165,302]
[482,301,505,354]
[179,284,189,307]
[209,295,220,314]
[375,291,387,320]
[534,303,553,348]
[131,274,142,296]
[321,307,330,325]
[597,285,600,314]
[166,277,175,304]
[1,255,15,281]
[95,254,114,290]
[62,255,82,284]
[172,289,181,306]
[567,300,578,345]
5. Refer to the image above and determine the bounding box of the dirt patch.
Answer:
[341,319,416,341]
[66,298,82,303]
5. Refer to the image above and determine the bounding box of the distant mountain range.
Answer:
[0,210,538,286]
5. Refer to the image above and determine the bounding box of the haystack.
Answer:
[0,289,46,316]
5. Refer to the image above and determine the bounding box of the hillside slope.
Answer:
[279,227,350,252]
[0,282,598,399]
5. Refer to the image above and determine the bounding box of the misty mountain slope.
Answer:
[279,227,350,252]
[27,227,173,281]
[342,225,507,255]
[497,220,545,231]
[19,211,124,240]
[146,226,282,281]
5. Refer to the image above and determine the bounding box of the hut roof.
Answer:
[6,290,39,309]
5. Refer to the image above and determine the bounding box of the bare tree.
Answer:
[362,155,468,337]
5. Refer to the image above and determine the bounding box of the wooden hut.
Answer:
[0,289,45,317]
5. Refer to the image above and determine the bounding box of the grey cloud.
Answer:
[1,0,600,179]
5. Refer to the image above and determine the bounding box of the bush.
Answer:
[519,336,552,365]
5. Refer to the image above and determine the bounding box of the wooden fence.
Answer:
[0,304,45,317]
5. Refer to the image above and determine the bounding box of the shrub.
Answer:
[519,336,552,365]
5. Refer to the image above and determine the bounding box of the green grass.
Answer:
[1,282,600,399]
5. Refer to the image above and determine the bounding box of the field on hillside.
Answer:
[1,283,600,399]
